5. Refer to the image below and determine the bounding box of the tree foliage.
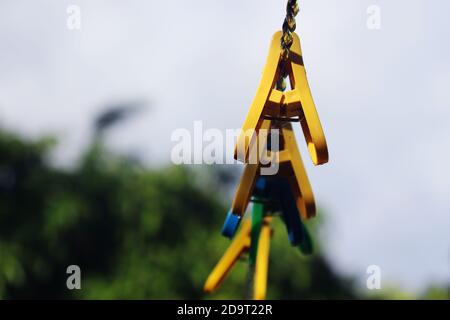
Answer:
[1,129,446,299]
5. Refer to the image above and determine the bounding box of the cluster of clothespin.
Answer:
[204,30,329,300]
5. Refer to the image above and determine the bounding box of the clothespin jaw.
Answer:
[222,120,273,238]
[234,32,282,164]
[288,32,328,165]
[278,123,316,219]
[221,162,260,238]
[254,216,273,300]
[234,31,329,166]
[204,220,252,293]
[273,177,304,246]
[206,211,275,300]
[274,176,313,254]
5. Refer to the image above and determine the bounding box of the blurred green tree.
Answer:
[0,125,360,299]
[1,104,448,300]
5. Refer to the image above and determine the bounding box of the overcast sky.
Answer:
[0,0,449,294]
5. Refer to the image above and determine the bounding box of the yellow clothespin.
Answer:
[227,119,272,221]
[227,122,315,234]
[276,122,316,219]
[234,31,328,166]
[204,219,252,293]
[204,217,274,300]
[254,216,273,300]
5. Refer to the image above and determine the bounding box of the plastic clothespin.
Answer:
[234,31,328,166]
[277,122,316,219]
[205,220,252,293]
[272,177,304,246]
[206,215,274,301]
[254,216,273,300]
[222,120,272,238]
[223,121,317,238]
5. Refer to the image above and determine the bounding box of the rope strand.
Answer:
[277,0,299,91]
